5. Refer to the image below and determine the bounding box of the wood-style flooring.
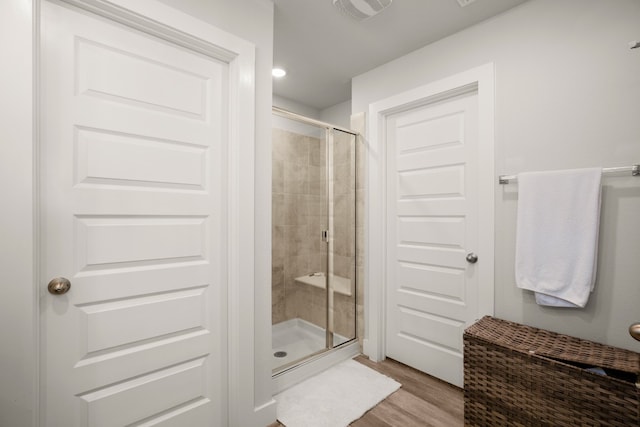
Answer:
[268,355,464,427]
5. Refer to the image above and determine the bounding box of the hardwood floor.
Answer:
[268,355,464,427]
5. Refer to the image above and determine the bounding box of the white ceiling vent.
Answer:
[333,0,393,21]
[456,0,478,7]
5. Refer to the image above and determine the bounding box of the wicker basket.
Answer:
[464,316,640,426]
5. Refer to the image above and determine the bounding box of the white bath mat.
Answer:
[275,358,401,427]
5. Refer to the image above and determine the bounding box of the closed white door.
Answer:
[385,92,479,387]
[40,2,227,425]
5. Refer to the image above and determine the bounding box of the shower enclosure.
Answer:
[272,107,358,375]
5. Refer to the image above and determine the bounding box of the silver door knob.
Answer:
[466,253,478,264]
[48,277,71,295]
[629,323,640,342]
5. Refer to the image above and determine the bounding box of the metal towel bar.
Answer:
[498,164,640,184]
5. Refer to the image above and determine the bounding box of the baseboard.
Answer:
[362,338,371,358]
[251,398,277,427]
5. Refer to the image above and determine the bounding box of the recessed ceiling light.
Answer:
[272,68,287,78]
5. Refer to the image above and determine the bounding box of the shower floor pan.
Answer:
[272,318,349,371]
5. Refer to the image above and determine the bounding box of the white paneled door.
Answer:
[40,2,228,425]
[385,92,480,388]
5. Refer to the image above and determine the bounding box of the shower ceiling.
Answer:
[273,0,529,110]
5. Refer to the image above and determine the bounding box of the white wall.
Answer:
[320,100,352,130]
[0,2,36,426]
[353,0,640,351]
[273,114,325,139]
[273,94,321,120]
[273,95,352,130]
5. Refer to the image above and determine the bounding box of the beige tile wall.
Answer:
[272,127,327,325]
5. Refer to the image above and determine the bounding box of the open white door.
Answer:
[39,1,245,425]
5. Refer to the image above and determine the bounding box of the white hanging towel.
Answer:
[515,167,602,308]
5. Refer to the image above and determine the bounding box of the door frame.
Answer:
[0,0,273,425]
[364,63,496,362]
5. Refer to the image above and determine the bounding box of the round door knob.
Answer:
[466,253,478,264]
[48,277,71,295]
[629,323,640,342]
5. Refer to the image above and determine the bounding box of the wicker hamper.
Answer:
[464,316,640,426]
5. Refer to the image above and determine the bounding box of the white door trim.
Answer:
[30,1,265,425]
[364,63,495,362]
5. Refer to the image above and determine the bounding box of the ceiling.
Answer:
[273,0,528,110]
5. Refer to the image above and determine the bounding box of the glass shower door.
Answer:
[326,128,357,348]
[271,114,329,372]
